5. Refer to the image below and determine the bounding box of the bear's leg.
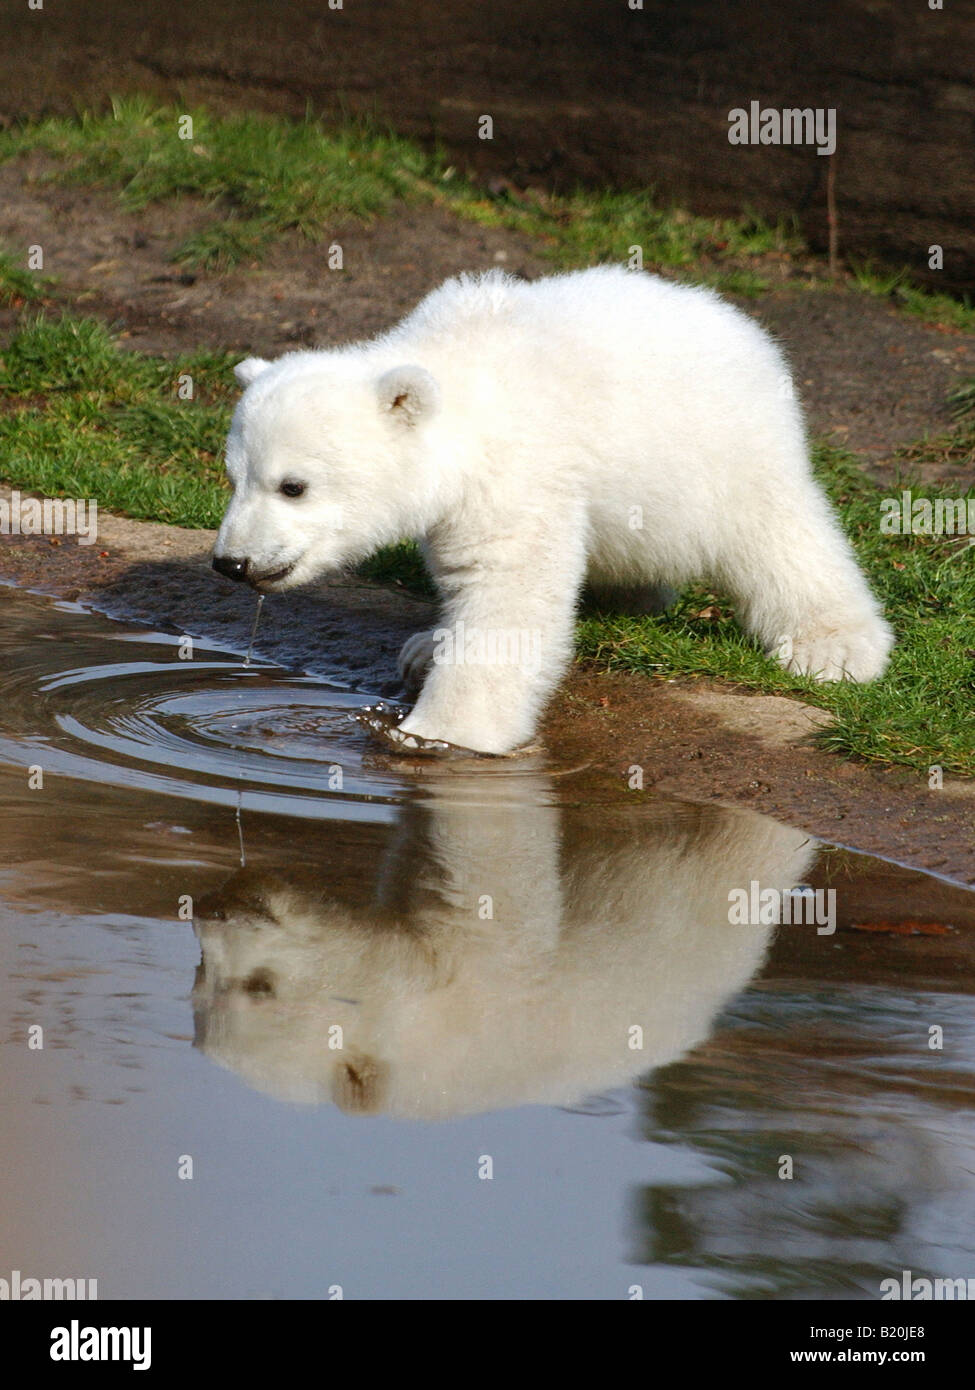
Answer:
[398,629,437,695]
[582,581,678,616]
[396,524,587,754]
[720,476,893,682]
[403,580,676,698]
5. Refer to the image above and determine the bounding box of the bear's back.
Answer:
[389,266,783,386]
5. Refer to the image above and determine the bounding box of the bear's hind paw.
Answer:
[772,624,893,683]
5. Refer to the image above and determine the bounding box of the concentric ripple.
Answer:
[0,590,409,817]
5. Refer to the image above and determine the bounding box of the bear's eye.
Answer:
[279,480,306,499]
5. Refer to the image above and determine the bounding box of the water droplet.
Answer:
[243,593,265,668]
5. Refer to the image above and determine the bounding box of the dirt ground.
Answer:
[1,161,974,889]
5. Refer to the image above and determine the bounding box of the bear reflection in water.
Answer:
[192,782,816,1118]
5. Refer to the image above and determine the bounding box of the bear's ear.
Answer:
[234,357,272,388]
[376,365,441,427]
[332,1054,389,1116]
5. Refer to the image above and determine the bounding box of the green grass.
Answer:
[0,311,441,592]
[1,311,972,775]
[2,99,971,322]
[851,263,975,333]
[0,98,439,270]
[0,314,236,526]
[895,378,975,477]
[0,98,799,288]
[357,540,437,597]
[0,248,51,304]
[948,378,975,423]
[438,182,801,292]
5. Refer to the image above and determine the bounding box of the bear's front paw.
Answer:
[772,621,893,683]
[397,709,527,757]
[398,630,436,694]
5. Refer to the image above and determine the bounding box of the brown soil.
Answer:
[753,291,975,481]
[543,673,975,889]
[0,156,546,356]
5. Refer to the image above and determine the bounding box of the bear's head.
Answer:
[212,354,442,591]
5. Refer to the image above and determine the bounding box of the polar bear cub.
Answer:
[214,267,893,753]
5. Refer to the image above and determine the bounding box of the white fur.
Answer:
[215,267,893,753]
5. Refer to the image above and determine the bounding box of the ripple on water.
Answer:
[0,591,411,814]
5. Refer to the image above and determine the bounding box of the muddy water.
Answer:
[1,585,974,1300]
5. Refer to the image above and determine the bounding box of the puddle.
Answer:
[0,585,973,1299]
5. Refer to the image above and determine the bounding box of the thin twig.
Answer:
[827,154,839,281]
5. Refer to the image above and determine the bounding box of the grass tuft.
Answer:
[851,263,975,333]
[0,248,52,305]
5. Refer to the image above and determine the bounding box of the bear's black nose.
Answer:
[212,555,249,582]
